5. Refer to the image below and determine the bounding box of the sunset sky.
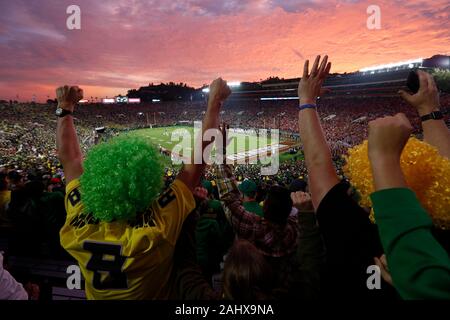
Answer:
[0,0,449,101]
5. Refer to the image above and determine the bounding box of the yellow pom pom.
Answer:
[344,137,450,229]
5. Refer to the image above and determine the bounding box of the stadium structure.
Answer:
[225,55,450,101]
[72,54,450,164]
[105,54,449,104]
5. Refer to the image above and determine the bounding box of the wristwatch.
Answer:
[420,111,443,122]
[56,107,73,118]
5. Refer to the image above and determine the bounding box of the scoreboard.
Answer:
[116,96,128,103]
[100,97,141,104]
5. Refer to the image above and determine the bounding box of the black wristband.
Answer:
[420,111,443,122]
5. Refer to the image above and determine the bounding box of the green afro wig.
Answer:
[80,135,164,222]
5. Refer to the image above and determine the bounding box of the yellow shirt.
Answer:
[60,179,195,300]
[0,190,11,220]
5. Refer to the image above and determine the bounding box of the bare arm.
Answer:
[422,118,450,159]
[368,114,450,299]
[291,192,326,299]
[368,113,412,190]
[56,86,84,184]
[177,78,231,191]
[399,71,450,159]
[298,55,339,209]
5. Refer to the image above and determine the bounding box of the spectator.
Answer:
[174,190,325,300]
[296,55,389,298]
[193,187,230,283]
[222,239,274,300]
[367,113,450,299]
[238,179,263,217]
[7,171,24,192]
[0,252,28,300]
[56,80,231,299]
[215,162,305,298]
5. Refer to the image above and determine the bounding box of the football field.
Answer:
[127,126,291,163]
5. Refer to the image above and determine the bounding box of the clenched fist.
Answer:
[56,85,83,112]
[368,113,413,164]
[208,78,231,111]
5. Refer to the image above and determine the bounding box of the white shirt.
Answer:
[0,253,28,300]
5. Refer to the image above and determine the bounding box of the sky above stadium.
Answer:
[0,0,449,101]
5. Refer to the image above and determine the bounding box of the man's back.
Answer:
[60,178,195,299]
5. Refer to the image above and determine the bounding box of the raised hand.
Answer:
[56,85,83,112]
[299,55,332,105]
[399,71,440,117]
[208,78,231,112]
[368,113,413,165]
[374,255,393,287]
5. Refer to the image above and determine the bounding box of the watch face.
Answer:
[56,108,71,117]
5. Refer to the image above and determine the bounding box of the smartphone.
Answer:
[406,70,420,94]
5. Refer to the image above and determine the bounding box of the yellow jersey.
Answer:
[60,178,195,300]
[0,190,11,222]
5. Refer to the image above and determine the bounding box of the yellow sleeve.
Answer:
[152,179,195,246]
[64,179,84,221]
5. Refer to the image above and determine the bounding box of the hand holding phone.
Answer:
[399,70,440,116]
[406,70,420,94]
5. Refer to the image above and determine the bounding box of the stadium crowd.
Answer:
[1,56,450,300]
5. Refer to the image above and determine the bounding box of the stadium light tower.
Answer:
[359,58,423,73]
[228,81,241,87]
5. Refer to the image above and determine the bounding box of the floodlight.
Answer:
[260,97,298,101]
[360,58,423,72]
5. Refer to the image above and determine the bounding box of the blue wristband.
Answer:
[298,104,317,111]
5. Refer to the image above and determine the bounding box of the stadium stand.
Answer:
[1,55,449,301]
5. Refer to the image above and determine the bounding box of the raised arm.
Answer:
[399,70,450,159]
[290,192,325,299]
[368,113,411,191]
[177,78,231,192]
[56,86,84,184]
[368,113,450,299]
[297,55,339,209]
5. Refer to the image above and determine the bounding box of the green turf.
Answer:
[127,126,273,158]
[279,152,304,163]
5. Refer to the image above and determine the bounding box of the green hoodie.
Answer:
[371,188,450,300]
